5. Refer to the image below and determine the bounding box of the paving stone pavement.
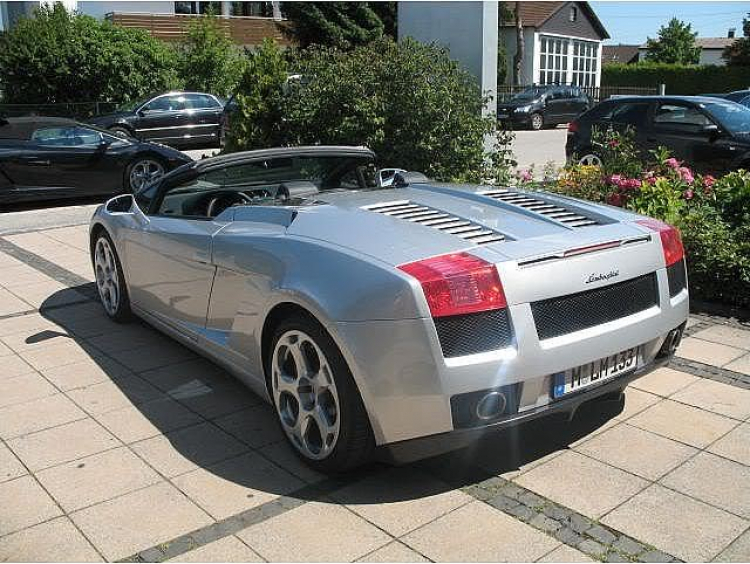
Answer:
[0,218,749,562]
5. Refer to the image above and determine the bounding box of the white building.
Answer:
[637,35,739,67]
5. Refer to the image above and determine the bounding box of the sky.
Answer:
[590,1,749,45]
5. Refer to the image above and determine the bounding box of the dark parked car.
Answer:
[0,117,191,204]
[497,85,591,130]
[566,96,750,174]
[88,91,225,148]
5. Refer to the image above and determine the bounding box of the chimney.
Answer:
[728,28,736,38]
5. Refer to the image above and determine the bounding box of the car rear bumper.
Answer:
[377,349,673,464]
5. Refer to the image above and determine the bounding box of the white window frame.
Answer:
[532,32,602,87]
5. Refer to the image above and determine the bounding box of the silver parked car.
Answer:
[89,146,689,472]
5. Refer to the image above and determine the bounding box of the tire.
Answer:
[109,125,134,139]
[92,230,132,322]
[125,156,166,193]
[577,152,602,166]
[266,313,375,473]
[530,112,544,131]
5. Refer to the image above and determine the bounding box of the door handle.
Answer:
[26,159,51,165]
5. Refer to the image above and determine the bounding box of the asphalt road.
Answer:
[511,126,569,172]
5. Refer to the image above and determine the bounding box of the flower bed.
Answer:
[524,129,750,308]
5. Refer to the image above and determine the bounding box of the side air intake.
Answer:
[363,201,505,245]
[479,189,600,227]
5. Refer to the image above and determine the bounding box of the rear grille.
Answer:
[434,309,513,357]
[531,273,659,340]
[363,200,505,245]
[667,259,687,297]
[479,189,600,227]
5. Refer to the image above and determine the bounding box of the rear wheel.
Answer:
[530,112,544,131]
[578,152,602,166]
[92,231,131,322]
[267,314,374,473]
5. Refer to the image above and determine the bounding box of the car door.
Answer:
[544,88,567,123]
[136,94,190,145]
[11,126,121,197]
[569,87,589,119]
[183,94,223,145]
[122,170,227,337]
[648,102,735,173]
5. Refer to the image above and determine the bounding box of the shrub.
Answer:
[602,62,750,95]
[0,3,180,105]
[227,38,514,183]
[176,11,246,97]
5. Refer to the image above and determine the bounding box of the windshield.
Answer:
[702,100,750,134]
[511,87,547,101]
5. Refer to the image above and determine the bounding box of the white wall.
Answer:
[499,26,535,85]
[76,1,174,18]
[398,1,498,115]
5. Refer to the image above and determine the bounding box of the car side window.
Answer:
[610,102,651,128]
[155,170,226,217]
[653,103,712,132]
[31,126,104,147]
[186,94,220,109]
[144,95,188,112]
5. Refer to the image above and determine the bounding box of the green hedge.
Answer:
[602,62,750,95]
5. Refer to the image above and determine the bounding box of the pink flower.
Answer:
[647,177,657,185]
[683,189,694,200]
[518,169,533,182]
[678,167,694,184]
[607,174,622,185]
[665,158,680,169]
[703,174,716,188]
[608,139,620,148]
[607,193,623,207]
[627,178,641,190]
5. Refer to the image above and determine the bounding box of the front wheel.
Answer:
[530,112,544,131]
[92,231,131,322]
[267,314,374,473]
[578,152,603,166]
[126,157,165,193]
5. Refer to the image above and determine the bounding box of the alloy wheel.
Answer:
[531,113,543,130]
[129,159,164,191]
[271,330,341,460]
[578,153,602,166]
[94,237,120,316]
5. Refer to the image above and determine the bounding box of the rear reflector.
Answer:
[635,218,684,267]
[398,253,507,318]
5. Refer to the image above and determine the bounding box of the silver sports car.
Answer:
[90,146,689,472]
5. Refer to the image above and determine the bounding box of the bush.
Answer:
[602,62,750,95]
[177,11,246,97]
[227,38,514,183]
[0,3,180,105]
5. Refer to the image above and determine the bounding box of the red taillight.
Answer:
[398,253,507,318]
[636,219,684,267]
[568,120,579,133]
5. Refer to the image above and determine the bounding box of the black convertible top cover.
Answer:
[0,117,79,140]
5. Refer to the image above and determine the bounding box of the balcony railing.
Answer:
[106,12,292,46]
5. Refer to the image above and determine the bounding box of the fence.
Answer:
[496,84,661,104]
[0,101,119,120]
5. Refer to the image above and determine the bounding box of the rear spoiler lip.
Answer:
[517,234,652,267]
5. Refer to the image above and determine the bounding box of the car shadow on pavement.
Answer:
[36,285,623,505]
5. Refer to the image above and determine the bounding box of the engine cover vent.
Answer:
[479,189,600,227]
[363,200,505,245]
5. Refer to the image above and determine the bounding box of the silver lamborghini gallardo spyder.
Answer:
[90,146,688,472]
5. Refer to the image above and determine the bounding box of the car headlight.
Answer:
[514,105,532,113]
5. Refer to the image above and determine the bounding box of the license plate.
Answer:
[552,347,638,399]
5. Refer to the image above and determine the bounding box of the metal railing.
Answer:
[496,84,661,104]
[0,102,119,120]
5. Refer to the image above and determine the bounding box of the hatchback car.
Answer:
[566,96,750,174]
[89,91,225,148]
[498,85,591,130]
[703,90,750,108]
[0,116,190,204]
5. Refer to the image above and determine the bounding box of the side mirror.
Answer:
[377,168,407,187]
[137,109,147,117]
[702,124,720,139]
[105,194,134,214]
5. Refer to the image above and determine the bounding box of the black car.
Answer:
[497,85,591,130]
[566,96,750,174]
[0,117,191,204]
[88,91,225,148]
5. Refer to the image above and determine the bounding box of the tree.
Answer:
[512,2,525,85]
[227,38,514,183]
[723,13,750,65]
[177,11,246,96]
[282,2,390,49]
[645,18,701,65]
[0,3,179,106]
